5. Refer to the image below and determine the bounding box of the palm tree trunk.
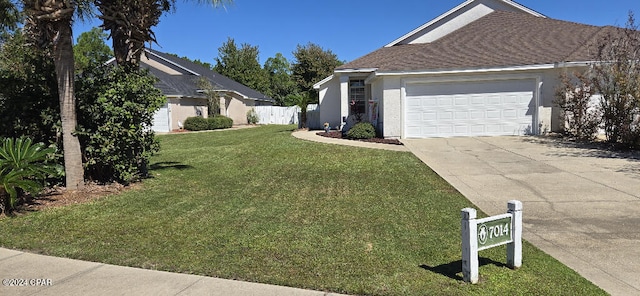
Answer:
[53,21,84,190]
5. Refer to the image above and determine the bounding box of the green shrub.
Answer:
[0,32,60,145]
[347,122,376,139]
[184,116,209,131]
[0,137,62,212]
[208,116,233,130]
[247,108,259,124]
[76,66,165,184]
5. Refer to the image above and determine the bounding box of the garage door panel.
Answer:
[152,103,170,133]
[438,97,453,107]
[503,109,518,119]
[405,79,535,138]
[455,111,468,120]
[455,97,469,106]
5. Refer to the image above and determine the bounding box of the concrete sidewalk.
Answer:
[402,136,640,296]
[0,248,347,296]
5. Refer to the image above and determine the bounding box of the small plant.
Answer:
[247,108,259,125]
[183,117,209,131]
[208,116,233,130]
[0,137,62,213]
[346,122,376,139]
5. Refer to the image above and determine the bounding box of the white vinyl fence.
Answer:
[254,104,320,129]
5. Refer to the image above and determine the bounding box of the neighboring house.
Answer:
[314,0,619,139]
[138,49,274,132]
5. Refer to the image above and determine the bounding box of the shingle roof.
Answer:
[339,10,619,72]
[141,49,274,102]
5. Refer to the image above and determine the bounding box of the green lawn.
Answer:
[0,125,605,295]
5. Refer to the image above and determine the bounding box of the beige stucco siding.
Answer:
[168,98,208,130]
[220,93,255,125]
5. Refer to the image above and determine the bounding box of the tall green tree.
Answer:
[291,42,342,102]
[214,37,269,94]
[291,43,342,128]
[96,0,229,69]
[23,0,94,190]
[264,52,295,106]
[73,27,113,74]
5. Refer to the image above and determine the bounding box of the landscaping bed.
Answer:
[317,130,403,145]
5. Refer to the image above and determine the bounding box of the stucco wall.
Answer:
[220,93,255,125]
[320,67,578,139]
[169,98,208,130]
[319,75,342,128]
[381,77,403,138]
[370,79,384,134]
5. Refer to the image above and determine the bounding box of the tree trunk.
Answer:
[53,21,84,190]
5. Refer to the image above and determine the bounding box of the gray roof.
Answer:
[141,49,274,102]
[339,10,620,72]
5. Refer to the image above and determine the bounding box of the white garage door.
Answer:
[152,103,170,132]
[404,79,535,138]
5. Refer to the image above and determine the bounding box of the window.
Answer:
[349,79,366,115]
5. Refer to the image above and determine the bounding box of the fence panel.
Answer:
[254,105,320,129]
[254,106,299,125]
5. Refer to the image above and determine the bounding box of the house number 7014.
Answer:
[478,222,510,245]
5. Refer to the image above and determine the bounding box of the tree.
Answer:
[291,43,342,128]
[592,12,640,147]
[0,31,59,145]
[96,0,229,69]
[23,0,93,190]
[291,42,342,103]
[264,52,295,106]
[0,0,19,39]
[213,37,269,94]
[196,77,221,116]
[73,27,113,74]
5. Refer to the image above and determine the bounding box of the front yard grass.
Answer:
[0,125,605,295]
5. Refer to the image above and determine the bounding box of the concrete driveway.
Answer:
[402,136,640,296]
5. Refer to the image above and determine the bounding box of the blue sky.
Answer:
[73,0,639,66]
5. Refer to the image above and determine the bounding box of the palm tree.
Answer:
[0,0,20,35]
[22,0,93,190]
[96,0,229,68]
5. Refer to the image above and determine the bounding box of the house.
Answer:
[139,49,274,132]
[314,0,618,139]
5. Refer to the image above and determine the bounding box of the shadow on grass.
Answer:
[149,161,193,171]
[420,257,508,281]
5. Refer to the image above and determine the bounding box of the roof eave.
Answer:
[375,63,558,76]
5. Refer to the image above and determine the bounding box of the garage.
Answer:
[404,79,536,138]
[152,103,170,133]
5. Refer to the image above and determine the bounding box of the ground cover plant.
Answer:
[0,125,605,295]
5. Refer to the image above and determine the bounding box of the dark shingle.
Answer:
[142,49,274,102]
[339,11,618,72]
